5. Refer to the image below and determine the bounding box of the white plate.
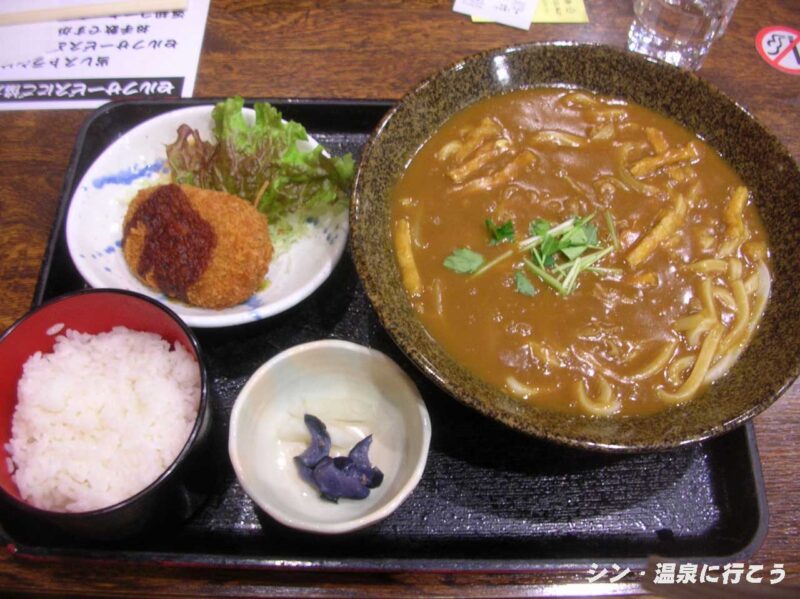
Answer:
[65,105,349,328]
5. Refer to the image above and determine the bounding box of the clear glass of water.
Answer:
[627,0,739,70]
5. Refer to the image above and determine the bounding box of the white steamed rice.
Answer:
[6,326,200,513]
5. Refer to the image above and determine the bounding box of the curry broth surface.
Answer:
[390,88,768,416]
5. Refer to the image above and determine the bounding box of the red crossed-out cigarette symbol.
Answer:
[756,26,800,75]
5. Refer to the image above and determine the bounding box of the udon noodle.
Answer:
[390,89,771,417]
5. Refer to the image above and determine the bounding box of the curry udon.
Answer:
[390,88,771,417]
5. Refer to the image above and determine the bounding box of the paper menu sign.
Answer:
[468,0,589,25]
[0,0,209,111]
[454,0,540,31]
[531,0,588,23]
[0,1,188,26]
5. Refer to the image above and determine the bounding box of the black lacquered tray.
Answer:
[0,99,768,571]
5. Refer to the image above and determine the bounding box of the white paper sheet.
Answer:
[0,0,209,111]
[0,1,188,25]
[453,0,539,31]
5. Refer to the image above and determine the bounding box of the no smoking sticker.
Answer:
[756,26,800,75]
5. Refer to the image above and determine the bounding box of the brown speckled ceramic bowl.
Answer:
[350,43,800,452]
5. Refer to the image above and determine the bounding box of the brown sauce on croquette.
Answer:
[123,184,216,301]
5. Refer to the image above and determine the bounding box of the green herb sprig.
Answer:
[442,212,620,296]
[485,219,515,245]
[442,248,485,274]
[514,270,538,296]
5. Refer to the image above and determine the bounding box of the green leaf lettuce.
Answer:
[166,96,354,252]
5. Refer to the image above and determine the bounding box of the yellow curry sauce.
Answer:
[390,89,770,417]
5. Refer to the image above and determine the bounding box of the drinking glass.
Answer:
[627,0,739,70]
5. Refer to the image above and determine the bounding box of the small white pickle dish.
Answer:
[228,339,431,534]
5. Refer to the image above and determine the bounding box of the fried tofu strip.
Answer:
[667,166,685,182]
[435,140,461,162]
[688,259,728,274]
[394,219,422,297]
[617,144,660,197]
[529,130,586,148]
[590,123,615,141]
[630,141,701,178]
[460,151,537,194]
[560,91,600,108]
[591,107,627,122]
[743,240,767,263]
[645,127,669,154]
[432,278,444,316]
[626,192,688,268]
[435,117,503,163]
[447,139,510,183]
[631,271,659,289]
[593,175,630,193]
[723,186,748,240]
[717,186,750,257]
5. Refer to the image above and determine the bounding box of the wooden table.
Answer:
[1,1,798,595]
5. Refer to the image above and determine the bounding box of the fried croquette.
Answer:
[122,183,272,309]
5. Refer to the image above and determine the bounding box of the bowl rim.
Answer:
[350,41,800,452]
[0,287,210,517]
[228,338,432,534]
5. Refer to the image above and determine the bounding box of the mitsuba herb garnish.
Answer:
[530,214,598,269]
[525,214,621,295]
[443,213,620,295]
[485,218,515,245]
[443,247,485,274]
[514,270,538,296]
[605,209,620,250]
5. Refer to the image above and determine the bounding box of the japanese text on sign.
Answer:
[0,1,209,110]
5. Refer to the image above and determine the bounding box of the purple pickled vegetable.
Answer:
[312,456,370,502]
[347,435,384,489]
[294,461,315,487]
[293,414,383,502]
[295,414,331,468]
